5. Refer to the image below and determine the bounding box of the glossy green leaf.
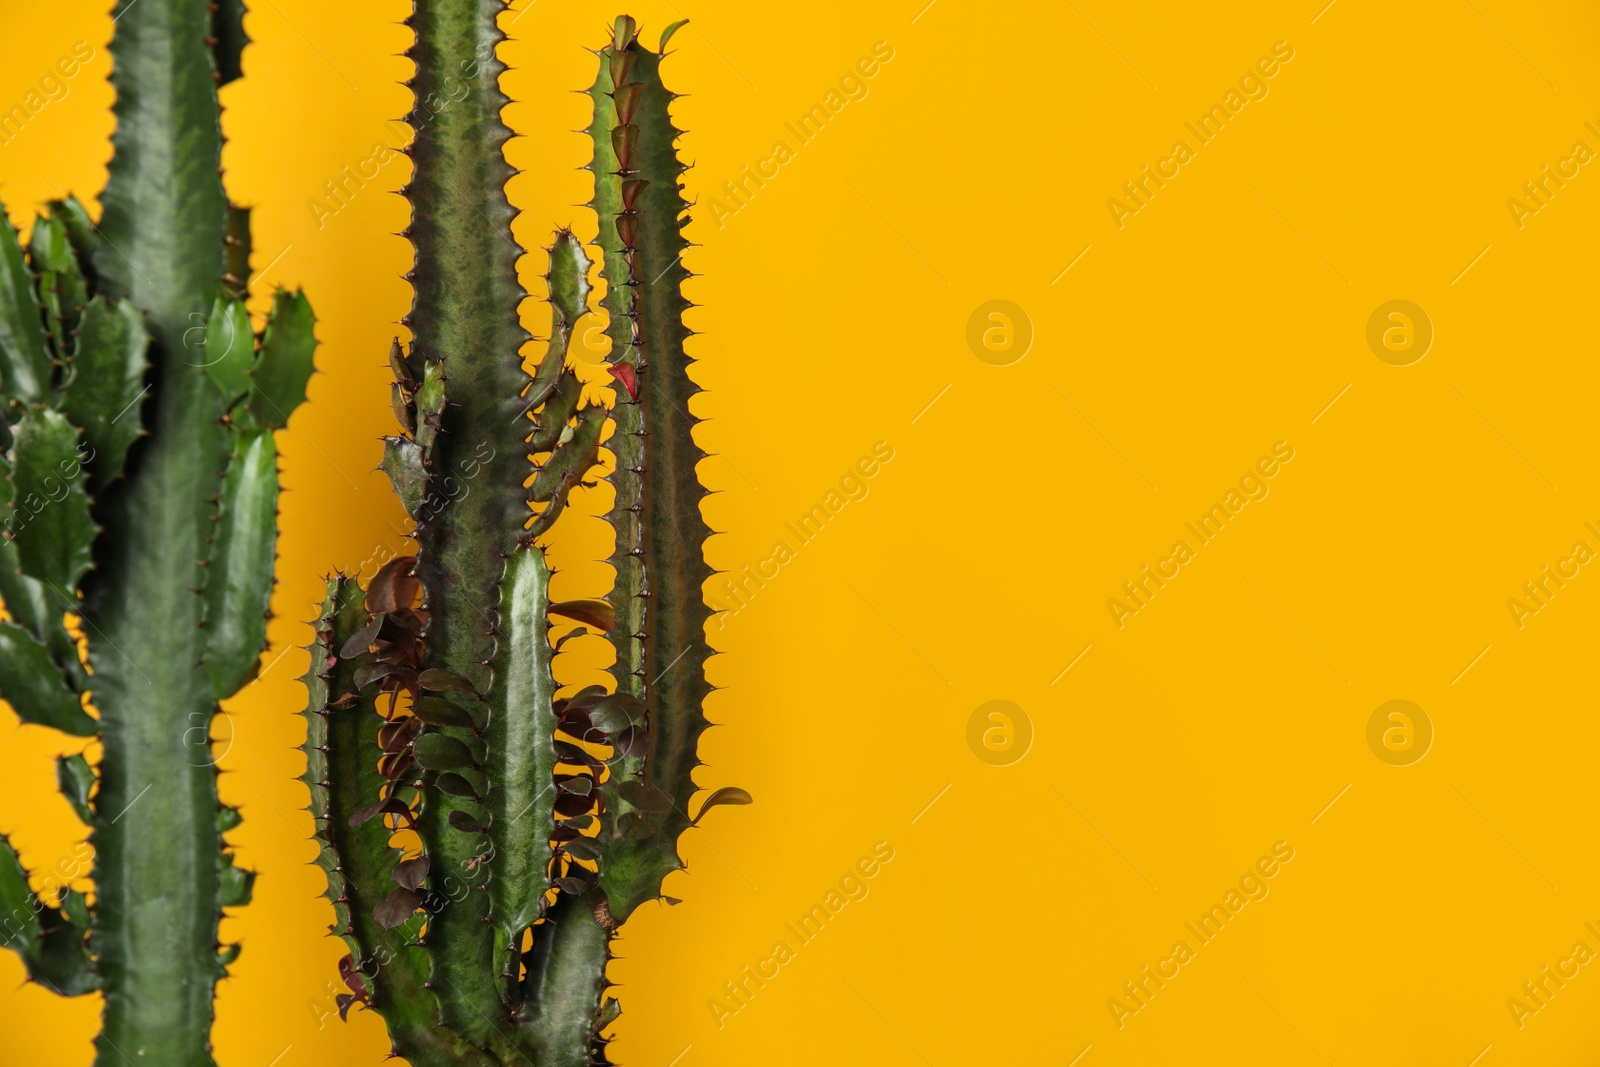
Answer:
[8,408,95,594]
[412,733,476,772]
[413,359,444,452]
[201,431,279,698]
[0,211,51,403]
[0,454,86,691]
[527,371,581,454]
[30,213,88,355]
[201,297,254,404]
[530,404,604,503]
[0,836,97,997]
[692,786,753,823]
[246,289,315,430]
[60,296,150,485]
[217,859,254,908]
[47,198,97,267]
[381,436,426,519]
[60,887,90,929]
[0,622,94,736]
[659,18,690,50]
[57,753,96,823]
[211,0,248,85]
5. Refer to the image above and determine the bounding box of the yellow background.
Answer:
[3,0,1600,1064]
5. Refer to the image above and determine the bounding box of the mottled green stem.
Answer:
[82,2,229,1063]
[404,0,534,1044]
[303,578,493,1067]
[588,17,712,924]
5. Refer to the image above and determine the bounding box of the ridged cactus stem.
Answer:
[588,17,716,924]
[88,4,232,1052]
[0,2,313,1063]
[302,13,741,1066]
[402,0,536,1044]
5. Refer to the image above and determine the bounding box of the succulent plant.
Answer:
[300,7,745,1065]
[0,2,314,1064]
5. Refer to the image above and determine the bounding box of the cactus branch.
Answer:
[587,14,714,925]
[0,2,313,1062]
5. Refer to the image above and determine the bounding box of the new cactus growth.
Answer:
[0,2,313,1063]
[301,7,744,1065]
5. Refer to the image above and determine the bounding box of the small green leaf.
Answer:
[59,887,89,929]
[530,404,604,503]
[412,733,476,772]
[56,753,95,823]
[0,211,52,403]
[587,692,644,736]
[60,296,149,485]
[246,289,315,430]
[659,18,690,50]
[411,695,478,731]
[693,786,753,824]
[30,214,87,356]
[47,199,97,265]
[217,805,243,833]
[0,835,97,995]
[0,836,41,949]
[0,622,94,736]
[380,436,426,519]
[202,431,280,698]
[218,860,255,908]
[561,837,601,861]
[433,772,480,801]
[32,909,96,996]
[529,367,581,453]
[374,886,421,930]
[8,408,96,593]
[212,0,248,86]
[549,599,614,632]
[417,668,478,696]
[201,297,254,404]
[413,359,444,451]
[0,454,86,690]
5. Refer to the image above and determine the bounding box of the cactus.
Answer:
[0,3,313,1065]
[301,8,745,1065]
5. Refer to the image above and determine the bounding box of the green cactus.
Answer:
[0,2,313,1064]
[301,8,745,1065]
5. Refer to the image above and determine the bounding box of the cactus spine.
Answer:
[0,2,314,1065]
[302,8,745,1065]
